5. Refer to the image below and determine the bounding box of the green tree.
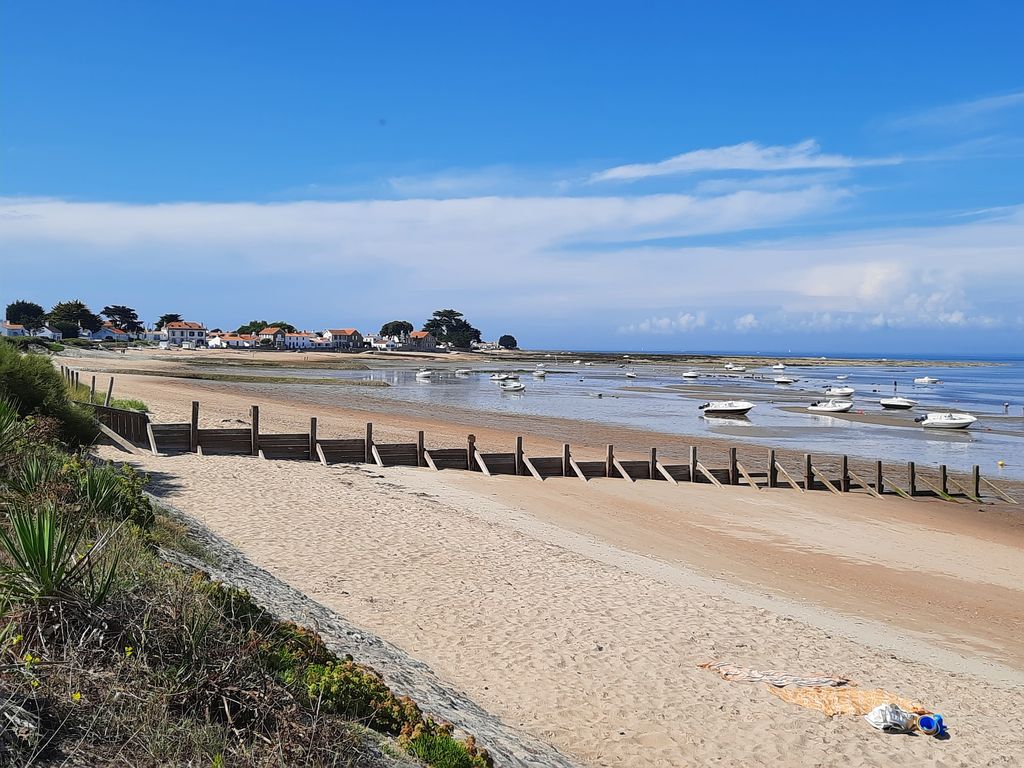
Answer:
[236,319,270,334]
[5,300,46,331]
[422,309,482,349]
[498,334,518,349]
[49,300,102,339]
[156,313,182,328]
[101,305,143,333]
[267,321,297,333]
[380,320,413,338]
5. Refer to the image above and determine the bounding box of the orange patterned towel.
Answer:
[768,685,929,717]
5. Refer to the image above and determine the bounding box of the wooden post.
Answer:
[649,448,657,480]
[841,455,850,492]
[90,375,96,403]
[689,446,698,482]
[417,431,426,467]
[973,465,981,499]
[876,460,884,495]
[940,464,948,495]
[365,423,373,464]
[309,417,317,460]
[768,450,778,488]
[908,462,917,496]
[467,434,476,471]
[804,454,813,491]
[104,377,114,406]
[562,444,571,477]
[728,447,738,486]
[605,444,614,478]
[515,436,524,476]
[190,400,200,453]
[250,405,259,456]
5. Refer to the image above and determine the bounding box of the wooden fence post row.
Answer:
[127,401,1013,505]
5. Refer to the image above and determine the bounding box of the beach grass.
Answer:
[80,367,389,387]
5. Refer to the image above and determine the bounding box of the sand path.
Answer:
[97,441,1024,768]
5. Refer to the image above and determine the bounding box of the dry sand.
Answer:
[73,353,1024,766]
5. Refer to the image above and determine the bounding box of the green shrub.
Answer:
[0,340,97,443]
[403,728,492,768]
[109,398,149,412]
[0,501,120,606]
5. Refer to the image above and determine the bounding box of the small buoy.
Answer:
[998,460,1006,467]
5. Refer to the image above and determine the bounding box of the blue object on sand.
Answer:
[918,713,946,736]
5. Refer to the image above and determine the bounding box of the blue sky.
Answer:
[2,2,1023,354]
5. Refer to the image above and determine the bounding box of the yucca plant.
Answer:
[0,502,121,606]
[75,462,122,519]
[0,395,24,460]
[3,453,62,499]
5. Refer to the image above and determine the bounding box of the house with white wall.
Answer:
[322,328,364,349]
[91,324,130,342]
[407,331,437,351]
[0,322,28,337]
[163,321,208,347]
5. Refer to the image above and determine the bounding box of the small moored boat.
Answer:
[490,373,508,381]
[532,369,546,378]
[914,411,976,429]
[913,376,940,385]
[773,363,786,370]
[415,369,433,379]
[824,386,855,397]
[455,369,472,376]
[699,400,755,416]
[625,371,638,378]
[682,370,700,379]
[499,381,526,392]
[807,399,853,414]
[774,376,797,385]
[880,396,917,410]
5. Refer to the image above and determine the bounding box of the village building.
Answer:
[322,328,364,349]
[0,322,28,337]
[407,330,437,351]
[163,321,208,347]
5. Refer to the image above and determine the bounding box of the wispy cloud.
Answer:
[887,90,1024,131]
[589,140,901,183]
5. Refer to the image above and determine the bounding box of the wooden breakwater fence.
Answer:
[86,396,1017,506]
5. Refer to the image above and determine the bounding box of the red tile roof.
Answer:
[327,328,360,336]
[166,321,206,330]
[409,331,432,339]
[259,327,282,335]
[2,322,25,329]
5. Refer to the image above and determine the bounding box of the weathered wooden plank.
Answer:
[655,460,679,485]
[847,467,883,499]
[735,461,761,491]
[774,461,804,493]
[810,465,841,495]
[694,461,723,487]
[522,456,544,481]
[980,476,1018,504]
[474,449,492,477]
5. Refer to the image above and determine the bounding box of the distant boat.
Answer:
[699,400,755,416]
[773,363,786,370]
[584,362,594,366]
[836,375,849,380]
[490,373,508,381]
[723,362,735,370]
[774,376,797,385]
[535,363,545,368]
[682,370,700,379]
[915,411,976,429]
[415,369,433,379]
[914,376,940,385]
[880,396,917,410]
[573,359,582,365]
[499,381,526,392]
[455,368,473,376]
[807,399,853,414]
[505,372,520,380]
[824,386,855,397]
[625,371,638,378]
[731,365,747,372]
[532,369,546,378]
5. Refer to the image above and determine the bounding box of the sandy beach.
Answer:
[77,350,1024,767]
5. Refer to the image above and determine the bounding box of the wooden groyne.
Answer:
[61,368,1016,506]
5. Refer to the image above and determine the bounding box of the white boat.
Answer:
[913,376,940,385]
[584,362,594,366]
[499,381,526,392]
[915,411,976,429]
[415,369,433,379]
[731,365,747,372]
[625,371,638,378]
[807,399,853,414]
[836,374,849,380]
[774,376,797,385]
[505,372,520,380]
[698,400,755,416]
[490,373,508,381]
[455,368,473,376]
[573,360,582,365]
[723,362,734,370]
[682,370,700,379]
[824,386,855,397]
[772,363,786,370]
[880,396,917,410]
[535,363,545,368]
[532,369,546,378]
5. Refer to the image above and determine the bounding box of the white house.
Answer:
[0,322,28,337]
[91,324,130,342]
[322,328,364,349]
[283,331,315,349]
[36,326,63,341]
[407,331,437,351]
[208,333,258,348]
[163,321,208,347]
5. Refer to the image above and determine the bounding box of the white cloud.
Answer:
[889,90,1024,131]
[589,140,901,183]
[733,313,759,332]
[619,311,706,334]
